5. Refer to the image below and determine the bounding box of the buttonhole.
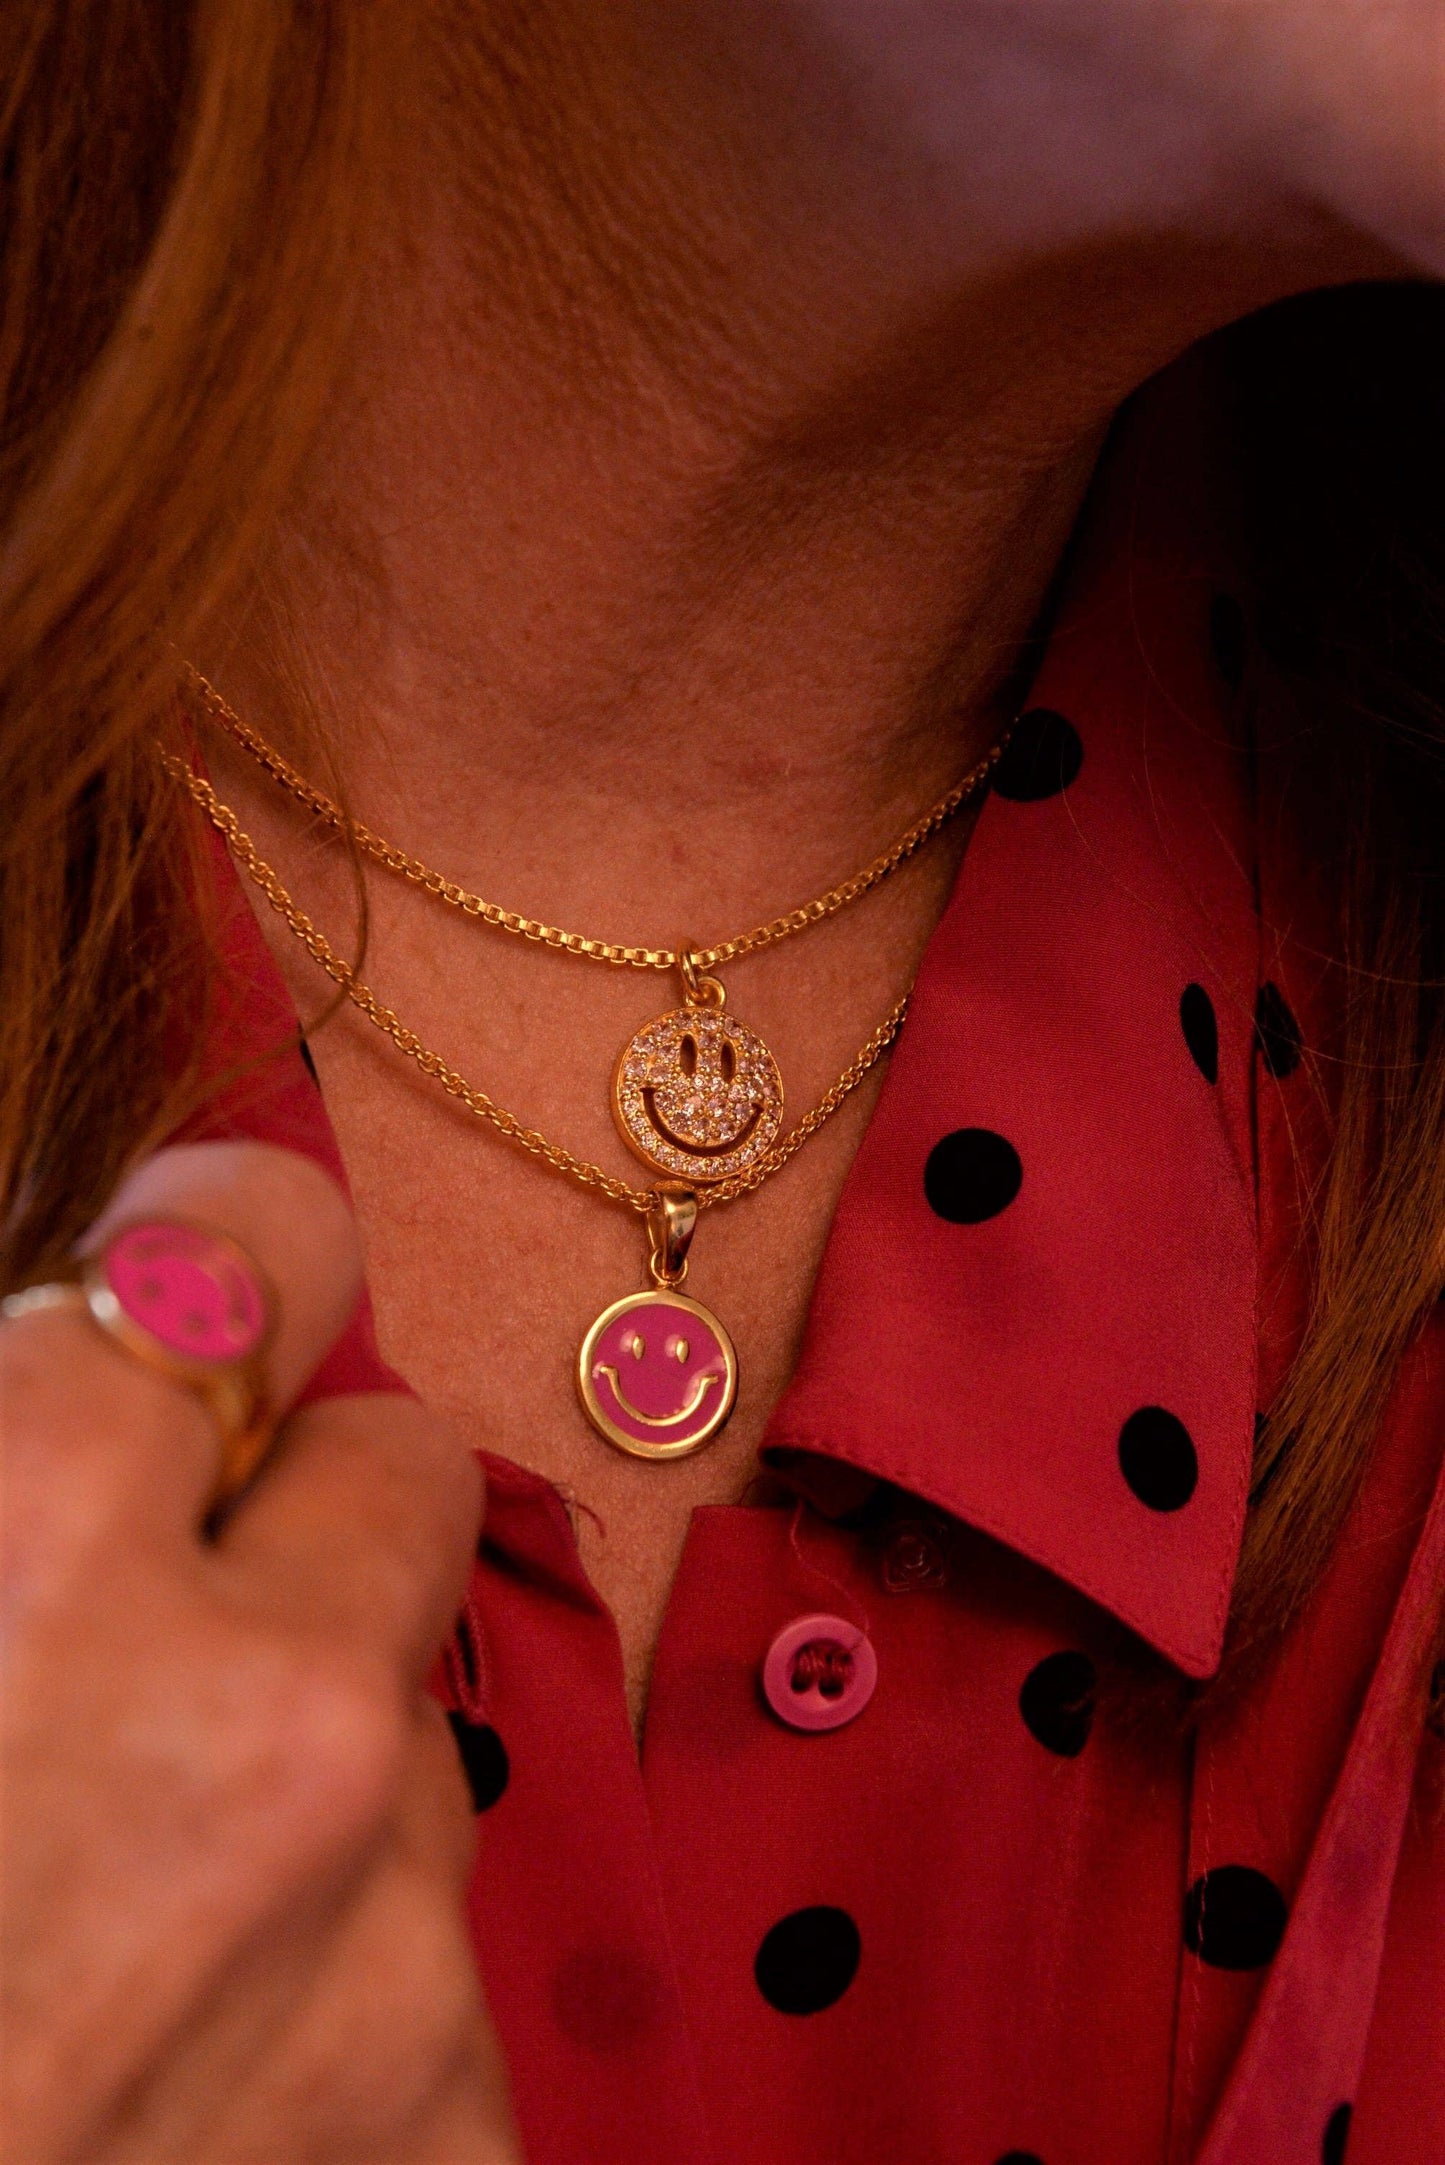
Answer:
[791,1643,854,1698]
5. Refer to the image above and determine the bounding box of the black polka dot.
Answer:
[1183,1866,1288,1969]
[755,1906,860,2015]
[1118,1407,1198,1512]
[995,2155,1046,2165]
[447,1715,510,1813]
[992,709,1084,801]
[298,1036,320,1085]
[1255,983,1302,1078]
[1180,983,1219,1083]
[924,1129,1023,1224]
[1209,594,1248,689]
[1322,2102,1352,2165]
[1019,1651,1097,1757]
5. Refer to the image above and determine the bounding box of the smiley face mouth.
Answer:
[641,1087,762,1159]
[593,1365,720,1428]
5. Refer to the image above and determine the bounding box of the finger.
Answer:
[219,1396,483,1684]
[0,1303,224,1580]
[2,1142,361,1541]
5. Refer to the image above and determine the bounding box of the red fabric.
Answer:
[173,830,407,1407]
[188,363,1444,2165]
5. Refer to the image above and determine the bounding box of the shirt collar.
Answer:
[762,376,1261,1680]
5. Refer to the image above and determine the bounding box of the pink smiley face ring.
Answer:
[578,1290,737,1460]
[80,1219,277,1513]
[95,1220,272,1369]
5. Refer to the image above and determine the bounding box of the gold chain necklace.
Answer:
[170,674,1008,1461]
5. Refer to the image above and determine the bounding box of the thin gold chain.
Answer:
[182,667,1008,973]
[163,751,910,1215]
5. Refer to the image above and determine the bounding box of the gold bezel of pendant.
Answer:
[611,1007,784,1183]
[577,1288,738,1460]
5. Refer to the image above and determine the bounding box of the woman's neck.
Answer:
[209,0,1369,930]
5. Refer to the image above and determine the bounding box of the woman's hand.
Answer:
[0,1143,519,2165]
[799,0,1445,276]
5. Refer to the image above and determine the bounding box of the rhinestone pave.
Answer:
[612,1007,784,1182]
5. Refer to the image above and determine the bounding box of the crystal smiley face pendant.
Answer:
[611,957,783,1184]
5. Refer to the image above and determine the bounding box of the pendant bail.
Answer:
[677,941,726,1012]
[647,1183,699,1288]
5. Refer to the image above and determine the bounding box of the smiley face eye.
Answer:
[679,1032,698,1079]
[669,1336,690,1364]
[720,1038,737,1085]
[629,1333,645,1359]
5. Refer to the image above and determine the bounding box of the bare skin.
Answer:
[1,1144,520,2163]
[206,1,1421,1729]
[6,4,1444,2160]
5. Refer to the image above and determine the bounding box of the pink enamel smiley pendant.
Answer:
[578,1287,737,1460]
[577,1182,738,1460]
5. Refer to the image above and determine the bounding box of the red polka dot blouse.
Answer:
[187,357,1445,2165]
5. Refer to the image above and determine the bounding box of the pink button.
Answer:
[762,1614,877,1733]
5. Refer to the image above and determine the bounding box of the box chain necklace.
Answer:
[170,669,1010,1460]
